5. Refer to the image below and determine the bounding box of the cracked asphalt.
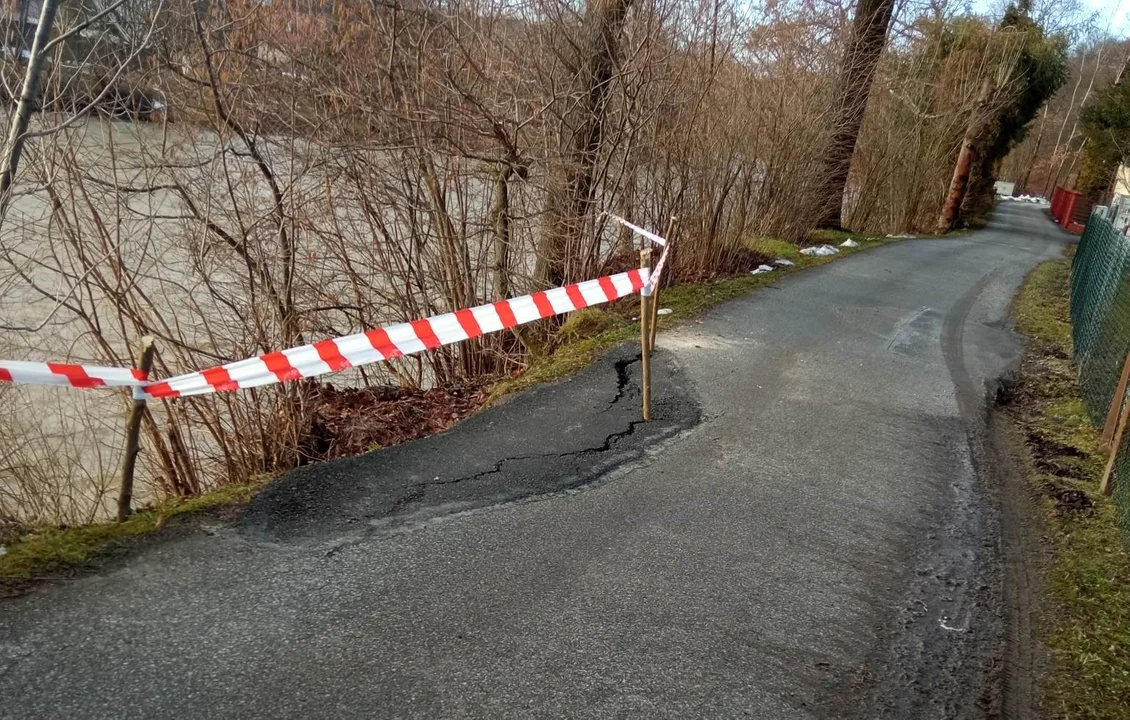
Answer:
[0,203,1069,719]
[240,348,700,543]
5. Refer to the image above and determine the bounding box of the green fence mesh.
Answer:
[1070,211,1130,539]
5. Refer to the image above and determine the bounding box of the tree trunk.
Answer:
[491,164,514,301]
[938,79,995,233]
[814,0,896,230]
[534,0,635,287]
[1016,104,1047,194]
[0,0,60,221]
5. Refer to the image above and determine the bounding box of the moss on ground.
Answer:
[751,237,802,260]
[806,227,860,244]
[1009,253,1130,719]
[556,306,627,343]
[1015,260,1074,350]
[0,479,268,582]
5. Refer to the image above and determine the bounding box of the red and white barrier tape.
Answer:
[605,213,667,246]
[3,219,674,398]
[0,360,147,389]
[0,267,648,397]
[605,213,671,296]
[644,243,671,297]
[142,267,648,398]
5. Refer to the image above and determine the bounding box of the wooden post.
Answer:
[648,216,677,351]
[1102,351,1130,449]
[1100,399,1127,496]
[117,335,157,522]
[639,249,652,422]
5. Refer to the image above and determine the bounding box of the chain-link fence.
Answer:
[1070,210,1130,538]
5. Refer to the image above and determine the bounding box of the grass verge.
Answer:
[0,478,268,584]
[2,230,894,585]
[1006,252,1130,719]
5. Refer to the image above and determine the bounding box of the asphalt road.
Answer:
[0,203,1069,719]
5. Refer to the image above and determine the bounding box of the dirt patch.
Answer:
[1028,431,1089,476]
[1026,432,1086,461]
[304,382,490,461]
[1040,483,1094,516]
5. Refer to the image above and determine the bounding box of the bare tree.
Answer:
[535,0,636,287]
[0,0,58,217]
[1,0,1080,525]
[813,0,896,230]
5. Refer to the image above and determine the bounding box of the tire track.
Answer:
[940,269,1034,720]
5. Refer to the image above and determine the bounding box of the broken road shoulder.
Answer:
[1,232,895,587]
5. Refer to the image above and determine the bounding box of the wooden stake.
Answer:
[117,335,156,522]
[1102,351,1130,449]
[639,249,652,422]
[1100,391,1129,496]
[648,216,677,351]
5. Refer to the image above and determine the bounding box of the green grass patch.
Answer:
[806,227,856,244]
[1010,252,1130,719]
[0,478,269,581]
[750,237,802,260]
[1015,260,1074,350]
[556,306,627,343]
[805,227,892,246]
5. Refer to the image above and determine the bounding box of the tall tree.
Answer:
[1075,52,1130,201]
[937,2,1067,231]
[534,0,636,287]
[960,4,1067,220]
[814,0,896,230]
[937,78,998,232]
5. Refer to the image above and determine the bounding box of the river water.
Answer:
[0,116,531,523]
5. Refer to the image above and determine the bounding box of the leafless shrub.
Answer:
[0,0,1065,524]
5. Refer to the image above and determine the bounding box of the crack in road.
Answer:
[596,354,637,414]
[376,354,658,522]
[238,345,701,544]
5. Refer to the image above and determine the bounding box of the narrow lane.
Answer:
[0,204,1069,719]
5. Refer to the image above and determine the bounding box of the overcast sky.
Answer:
[1083,0,1129,34]
[969,0,1130,37]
